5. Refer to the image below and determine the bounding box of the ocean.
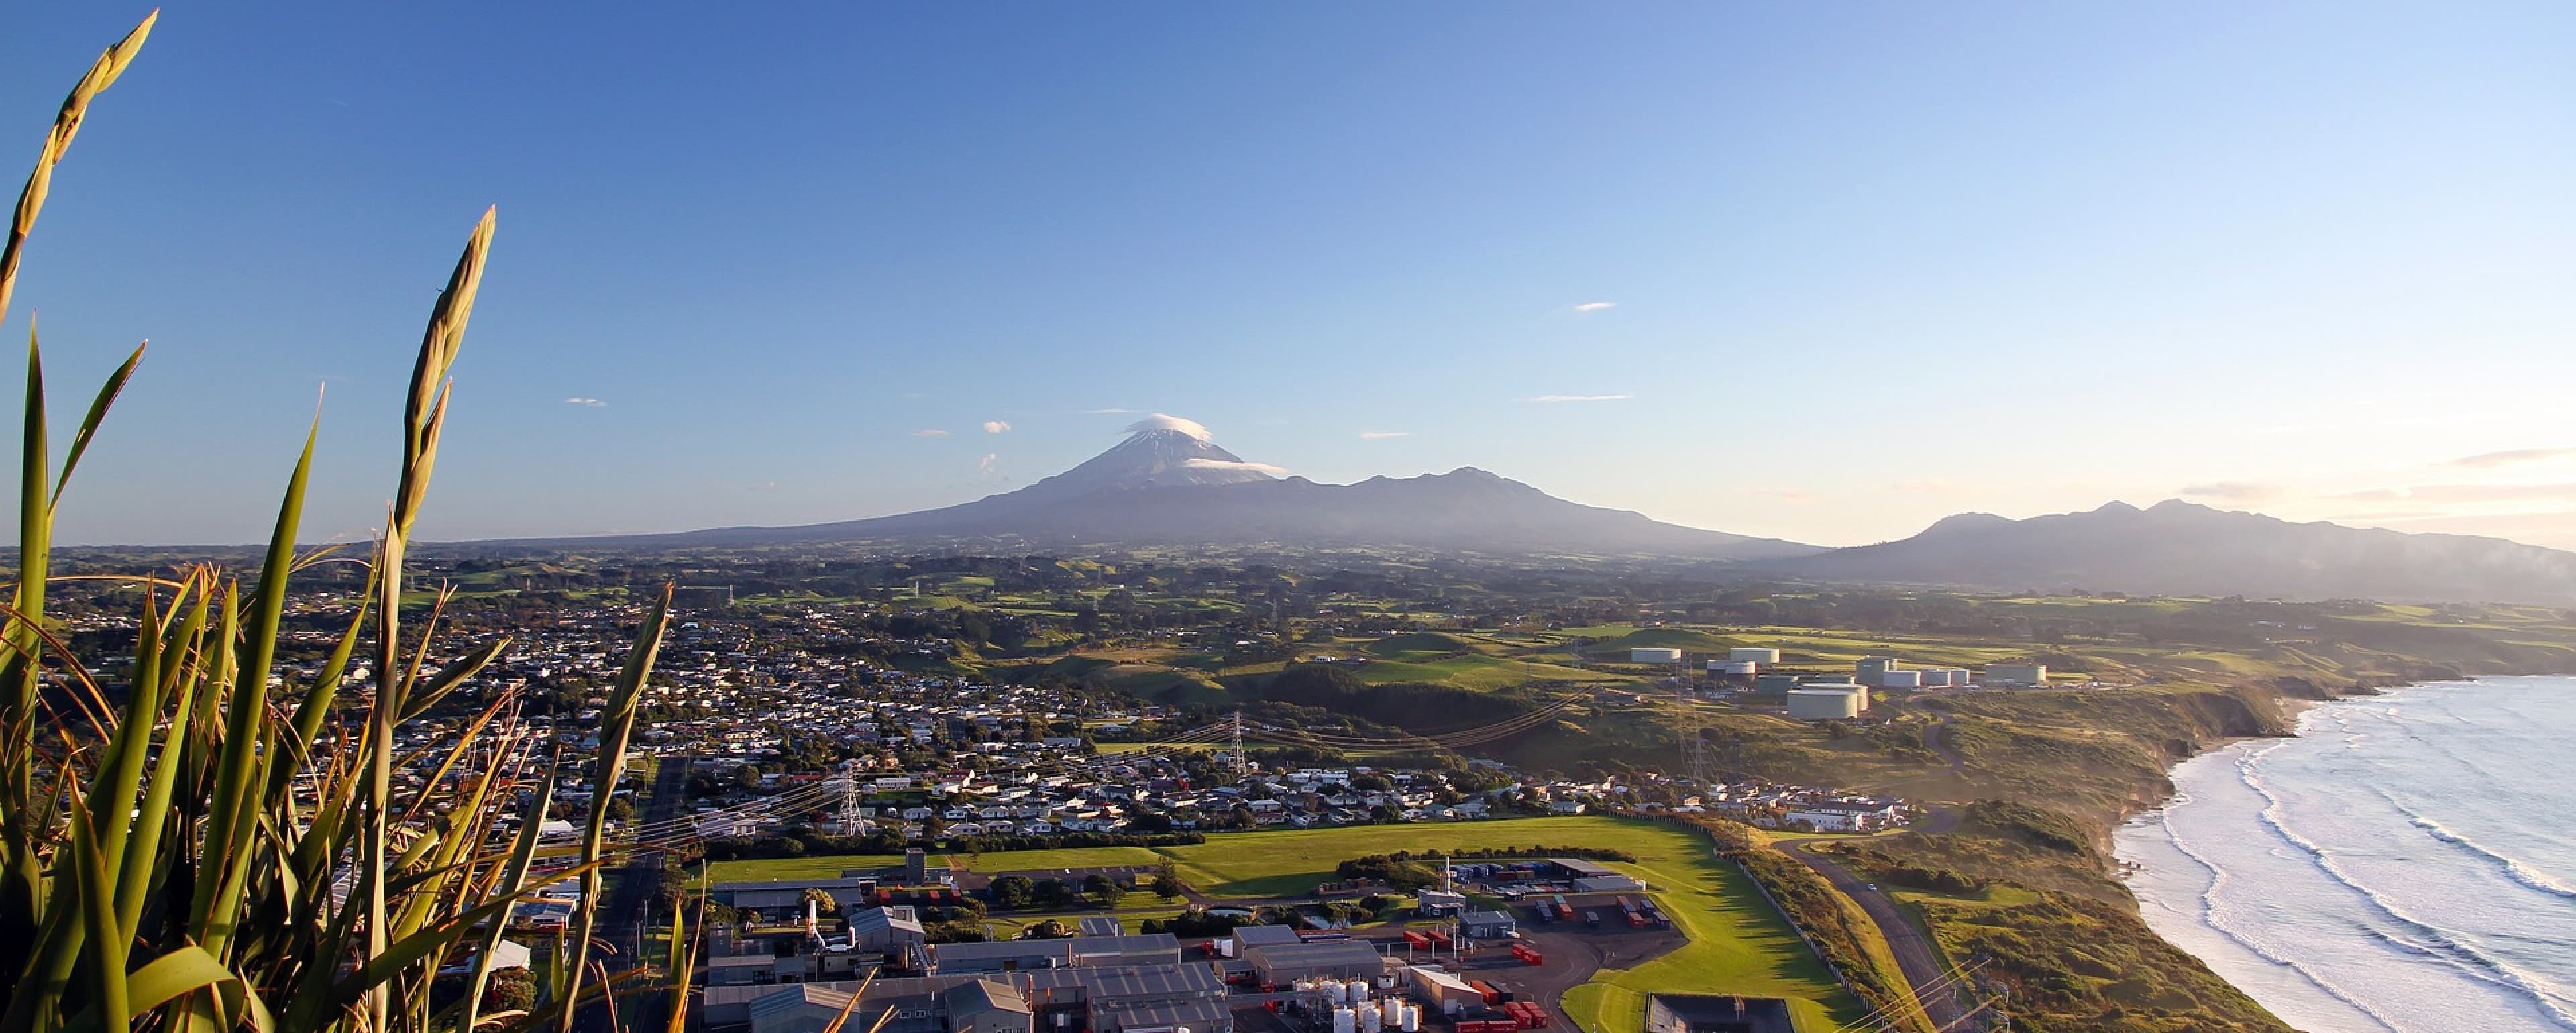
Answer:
[2115,677,2576,1032]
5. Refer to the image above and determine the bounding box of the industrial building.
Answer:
[1415,889,1468,917]
[735,977,1034,1033]
[1986,663,2048,686]
[1404,966,1487,1015]
[928,933,1182,973]
[1229,924,1304,954]
[1458,910,1517,940]
[1854,657,1900,682]
[1786,684,1868,720]
[710,962,1230,1033]
[1246,939,1388,983]
[1629,647,1683,664]
[711,876,885,914]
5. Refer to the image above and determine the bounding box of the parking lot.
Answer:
[1333,904,1684,1032]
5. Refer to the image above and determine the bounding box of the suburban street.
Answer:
[574,757,692,1033]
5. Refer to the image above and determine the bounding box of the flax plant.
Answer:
[0,14,694,1032]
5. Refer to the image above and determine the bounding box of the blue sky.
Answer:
[5,3,2574,547]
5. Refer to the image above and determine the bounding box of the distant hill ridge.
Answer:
[471,417,2576,604]
[1762,498,2576,604]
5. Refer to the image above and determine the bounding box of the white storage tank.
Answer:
[1723,661,1759,676]
[1879,669,1923,688]
[1334,1009,1356,1033]
[1629,647,1682,664]
[1362,1008,1383,1033]
[1986,663,2048,686]
[1400,1008,1420,1033]
[1382,999,1403,1025]
[1786,685,1868,720]
[1728,647,1780,663]
[1352,981,1371,1004]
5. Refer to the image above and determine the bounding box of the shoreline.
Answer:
[2110,676,2576,1032]
[2104,680,2428,1028]
[2109,685,2407,1031]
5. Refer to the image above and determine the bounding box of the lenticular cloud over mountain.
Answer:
[1122,413,1212,440]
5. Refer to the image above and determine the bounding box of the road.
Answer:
[1920,712,1966,776]
[573,757,692,1033]
[1780,812,1969,1032]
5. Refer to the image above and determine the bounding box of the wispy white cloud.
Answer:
[1572,301,1617,313]
[977,453,1001,476]
[2330,482,2576,504]
[1183,458,1288,476]
[1358,431,1409,440]
[563,397,607,409]
[1522,394,1632,404]
[982,420,1012,434]
[1123,413,1213,441]
[2451,447,2576,469]
[909,429,951,438]
[2179,481,2281,502]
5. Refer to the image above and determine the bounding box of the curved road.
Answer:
[1776,711,1970,1031]
[1780,834,1967,1031]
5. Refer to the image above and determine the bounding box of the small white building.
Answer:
[1727,648,1781,664]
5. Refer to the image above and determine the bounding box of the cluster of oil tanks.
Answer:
[1295,979,1421,1033]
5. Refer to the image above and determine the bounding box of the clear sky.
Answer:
[5,3,2573,549]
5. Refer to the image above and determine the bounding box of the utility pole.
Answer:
[1230,709,1246,777]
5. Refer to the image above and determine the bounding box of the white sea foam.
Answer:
[2117,677,2576,1032]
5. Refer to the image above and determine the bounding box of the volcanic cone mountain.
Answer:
[606,415,1820,559]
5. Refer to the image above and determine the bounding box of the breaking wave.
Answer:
[2119,678,2576,1033]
